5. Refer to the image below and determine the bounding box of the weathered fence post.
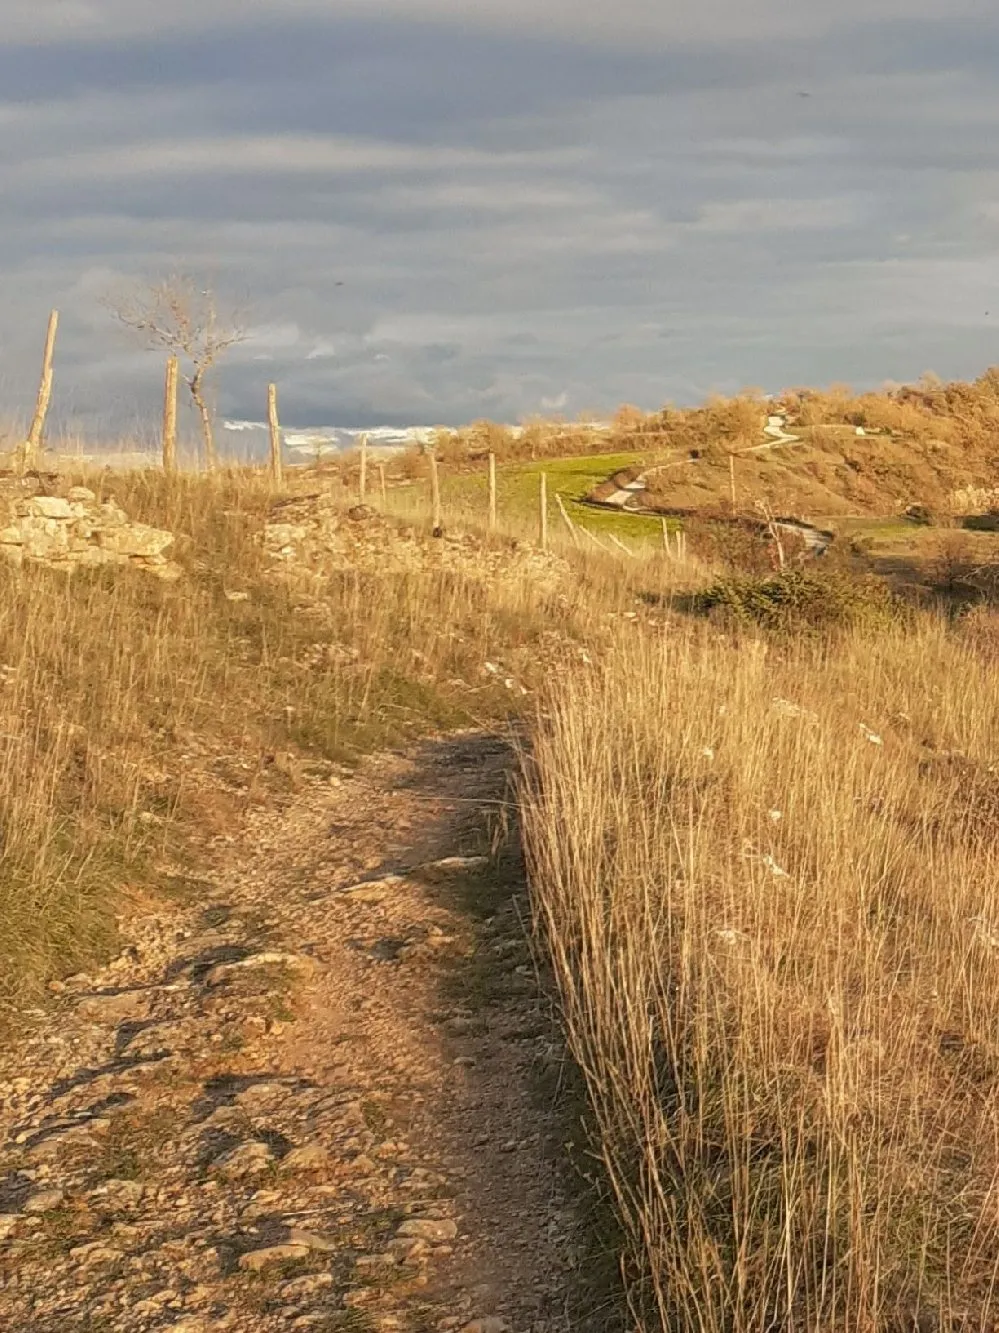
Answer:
[16,309,59,475]
[661,517,671,555]
[539,472,548,551]
[267,383,283,484]
[429,450,442,534]
[729,453,736,511]
[378,463,387,507]
[359,432,368,502]
[488,452,497,531]
[162,355,178,474]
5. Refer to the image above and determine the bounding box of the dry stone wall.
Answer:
[0,486,181,580]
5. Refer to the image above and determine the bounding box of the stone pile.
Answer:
[262,492,569,592]
[0,486,181,580]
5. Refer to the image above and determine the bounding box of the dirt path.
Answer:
[0,733,580,1332]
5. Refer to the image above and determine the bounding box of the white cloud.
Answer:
[8,134,586,186]
[2,0,983,48]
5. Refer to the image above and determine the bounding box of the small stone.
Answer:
[386,1237,426,1260]
[90,1178,145,1210]
[286,1228,337,1253]
[280,1273,333,1299]
[26,1120,108,1161]
[68,1241,122,1264]
[339,875,405,903]
[281,1143,330,1173]
[396,1217,458,1242]
[27,496,73,519]
[67,486,97,503]
[210,1140,274,1179]
[422,855,489,876]
[203,951,318,986]
[0,1216,19,1240]
[355,1251,397,1269]
[238,1243,310,1271]
[77,990,151,1023]
[97,522,174,558]
[23,1188,65,1214]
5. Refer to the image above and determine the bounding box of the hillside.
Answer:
[6,448,999,1329]
[593,423,999,521]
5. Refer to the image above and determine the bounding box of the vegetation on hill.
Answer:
[387,369,999,528]
[10,388,999,1328]
[0,467,680,1009]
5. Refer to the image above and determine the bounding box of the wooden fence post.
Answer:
[162,355,178,474]
[429,450,442,534]
[16,309,59,475]
[661,517,670,555]
[539,472,548,551]
[488,452,497,531]
[359,433,368,502]
[729,453,736,511]
[267,383,283,484]
[378,463,387,508]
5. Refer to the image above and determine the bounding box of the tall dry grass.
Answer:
[0,465,694,1010]
[523,616,999,1331]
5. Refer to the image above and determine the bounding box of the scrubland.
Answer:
[8,379,999,1328]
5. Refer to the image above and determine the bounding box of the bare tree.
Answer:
[106,276,246,471]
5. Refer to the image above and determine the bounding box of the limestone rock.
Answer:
[22,1188,65,1214]
[238,1242,310,1271]
[23,496,73,519]
[97,523,174,558]
[77,989,151,1024]
[286,1227,337,1253]
[281,1143,331,1173]
[396,1217,458,1242]
[203,950,318,986]
[0,484,179,578]
[209,1140,275,1179]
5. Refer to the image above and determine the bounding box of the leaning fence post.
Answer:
[16,309,59,475]
[488,452,497,531]
[429,450,442,534]
[378,463,387,508]
[359,432,368,502]
[267,383,283,484]
[162,355,178,474]
[539,472,549,551]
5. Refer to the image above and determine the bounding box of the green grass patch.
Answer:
[423,451,668,546]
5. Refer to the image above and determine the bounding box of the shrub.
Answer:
[691,568,901,633]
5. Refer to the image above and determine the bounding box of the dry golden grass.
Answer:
[15,447,999,1329]
[0,465,693,1011]
[522,615,999,1330]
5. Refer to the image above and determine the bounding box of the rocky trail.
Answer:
[0,734,584,1333]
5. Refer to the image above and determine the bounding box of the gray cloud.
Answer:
[0,2,998,436]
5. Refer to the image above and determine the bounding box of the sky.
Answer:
[2,0,999,435]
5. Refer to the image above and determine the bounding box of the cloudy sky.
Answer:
[2,0,999,435]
